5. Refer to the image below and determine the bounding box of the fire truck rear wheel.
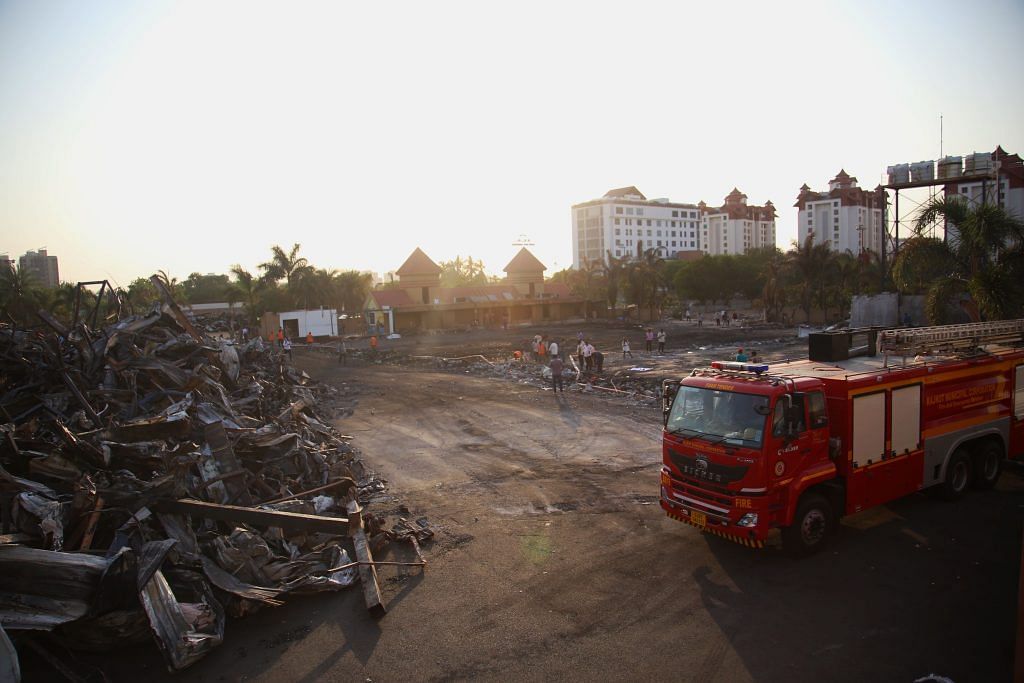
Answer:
[937,448,973,501]
[971,440,1003,490]
[783,494,833,557]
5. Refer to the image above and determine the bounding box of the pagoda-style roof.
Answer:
[503,247,547,273]
[831,169,858,184]
[396,247,442,276]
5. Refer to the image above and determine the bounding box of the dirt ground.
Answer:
[75,323,1020,682]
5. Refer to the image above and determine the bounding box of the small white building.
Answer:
[274,308,339,339]
[795,170,885,254]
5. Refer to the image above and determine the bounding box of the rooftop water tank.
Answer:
[964,152,992,174]
[910,161,935,182]
[888,163,910,184]
[937,156,963,179]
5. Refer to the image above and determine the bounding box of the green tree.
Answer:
[259,244,311,287]
[439,256,488,287]
[333,271,373,314]
[0,266,43,326]
[181,272,232,304]
[604,251,628,315]
[230,265,263,325]
[626,248,665,321]
[787,235,833,323]
[893,196,1024,323]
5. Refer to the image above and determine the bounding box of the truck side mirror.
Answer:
[662,380,680,426]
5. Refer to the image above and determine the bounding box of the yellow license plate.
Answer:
[690,510,707,527]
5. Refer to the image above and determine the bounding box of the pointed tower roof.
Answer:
[603,186,647,200]
[831,168,858,183]
[503,247,547,273]
[396,247,442,276]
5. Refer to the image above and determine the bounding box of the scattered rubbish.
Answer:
[0,289,430,673]
[628,367,653,372]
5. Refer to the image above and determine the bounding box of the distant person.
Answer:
[282,337,293,360]
[749,349,760,364]
[715,316,721,327]
[657,329,667,354]
[685,308,691,322]
[538,338,547,362]
[697,313,703,328]
[549,355,565,393]
[583,340,595,371]
[531,335,540,362]
[241,326,249,342]
[593,348,604,373]
[338,340,348,365]
[548,339,559,361]
[622,337,633,359]
[277,328,284,346]
[268,331,275,347]
[306,331,314,345]
[735,348,748,362]
[370,335,379,356]
[732,312,738,325]
[644,328,654,352]
[576,339,585,370]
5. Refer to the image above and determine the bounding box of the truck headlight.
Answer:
[737,513,758,528]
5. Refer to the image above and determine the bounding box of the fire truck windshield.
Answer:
[665,386,769,448]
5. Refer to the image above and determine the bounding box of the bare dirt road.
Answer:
[93,345,1021,683]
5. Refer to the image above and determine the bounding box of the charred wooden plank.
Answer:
[347,499,385,617]
[155,499,348,534]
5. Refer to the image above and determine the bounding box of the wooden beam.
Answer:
[156,499,349,534]
[347,499,385,617]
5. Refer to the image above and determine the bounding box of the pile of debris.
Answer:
[0,279,429,676]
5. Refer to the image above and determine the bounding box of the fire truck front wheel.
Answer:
[782,494,834,557]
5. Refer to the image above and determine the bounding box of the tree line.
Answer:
[0,244,373,328]
[2,199,1021,329]
[550,197,1023,324]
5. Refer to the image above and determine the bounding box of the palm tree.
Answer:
[604,250,627,316]
[569,259,606,319]
[333,271,373,314]
[154,270,182,303]
[0,266,43,326]
[259,244,311,287]
[893,196,1024,323]
[788,235,833,323]
[230,265,263,326]
[760,249,787,323]
[627,248,665,321]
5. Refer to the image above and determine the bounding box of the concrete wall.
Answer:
[850,293,926,327]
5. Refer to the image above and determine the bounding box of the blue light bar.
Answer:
[710,361,769,373]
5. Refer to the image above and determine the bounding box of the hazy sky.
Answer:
[1,0,1022,287]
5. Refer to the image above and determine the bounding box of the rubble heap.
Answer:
[0,288,429,675]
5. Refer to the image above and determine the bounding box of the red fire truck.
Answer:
[659,319,1024,555]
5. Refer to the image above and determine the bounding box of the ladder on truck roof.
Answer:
[879,318,1024,361]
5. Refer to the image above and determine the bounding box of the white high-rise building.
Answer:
[699,189,777,256]
[570,187,702,268]
[942,146,1024,236]
[795,170,885,254]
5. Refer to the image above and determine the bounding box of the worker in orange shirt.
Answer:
[277,328,284,346]
[369,334,378,357]
[306,331,314,345]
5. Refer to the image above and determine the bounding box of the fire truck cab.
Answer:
[659,319,1024,555]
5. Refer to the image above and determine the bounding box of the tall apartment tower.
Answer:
[699,189,777,256]
[795,170,885,254]
[18,248,60,288]
[571,187,702,268]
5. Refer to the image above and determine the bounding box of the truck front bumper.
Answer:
[660,479,776,549]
